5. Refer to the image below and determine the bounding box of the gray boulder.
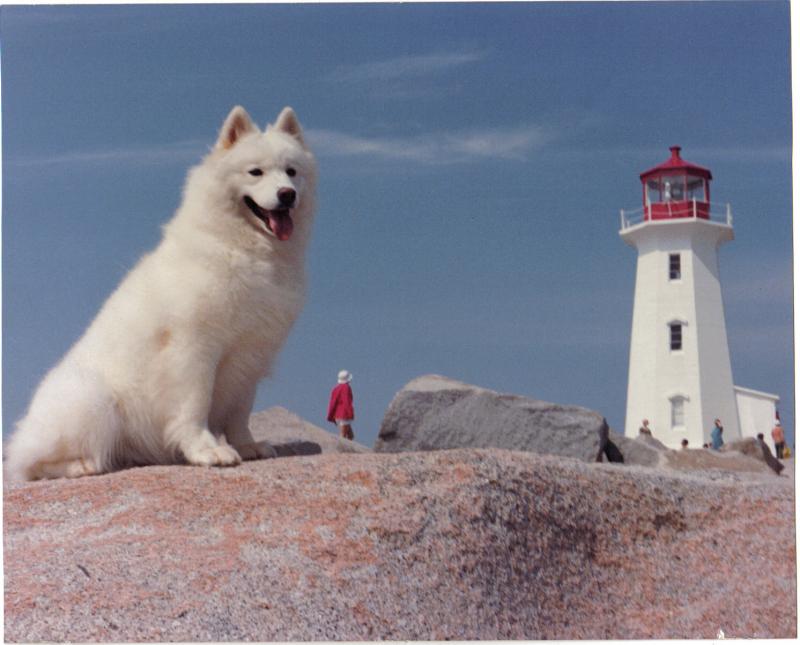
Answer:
[614,434,668,468]
[721,437,768,460]
[374,375,612,462]
[250,406,371,456]
[613,432,780,474]
[372,375,779,474]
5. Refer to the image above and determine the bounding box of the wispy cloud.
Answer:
[8,122,551,169]
[6,140,207,168]
[307,125,551,165]
[326,51,487,83]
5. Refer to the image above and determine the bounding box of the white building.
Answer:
[734,386,780,444]
[620,146,778,449]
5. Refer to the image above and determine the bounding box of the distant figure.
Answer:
[710,419,724,450]
[639,419,653,437]
[681,439,689,450]
[703,443,710,449]
[757,433,784,475]
[596,421,624,464]
[771,421,786,460]
[327,370,355,440]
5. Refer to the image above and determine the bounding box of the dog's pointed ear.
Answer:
[272,107,305,145]
[216,106,258,150]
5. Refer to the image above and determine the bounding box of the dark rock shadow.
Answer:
[273,441,323,457]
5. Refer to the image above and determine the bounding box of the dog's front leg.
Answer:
[163,362,242,467]
[222,384,277,460]
[177,424,242,467]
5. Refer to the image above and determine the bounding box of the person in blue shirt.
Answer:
[710,418,724,450]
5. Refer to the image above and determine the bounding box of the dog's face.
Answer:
[203,106,316,243]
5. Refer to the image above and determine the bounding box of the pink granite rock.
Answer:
[4,448,795,641]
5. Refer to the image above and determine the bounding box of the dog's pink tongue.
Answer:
[268,212,293,241]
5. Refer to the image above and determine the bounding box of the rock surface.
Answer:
[374,375,781,476]
[374,375,610,461]
[4,448,795,641]
[615,435,782,474]
[250,406,370,455]
[613,433,666,467]
[665,438,784,473]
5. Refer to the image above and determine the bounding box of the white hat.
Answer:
[337,369,352,383]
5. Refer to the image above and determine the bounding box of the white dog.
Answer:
[6,106,317,481]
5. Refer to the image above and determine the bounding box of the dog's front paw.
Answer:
[185,443,242,467]
[236,441,278,461]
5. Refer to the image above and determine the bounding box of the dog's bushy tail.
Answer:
[5,360,120,481]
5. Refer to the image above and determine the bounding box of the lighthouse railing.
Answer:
[620,202,733,230]
[620,207,646,229]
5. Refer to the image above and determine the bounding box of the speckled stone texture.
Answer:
[374,374,610,460]
[665,439,784,473]
[614,433,666,467]
[4,449,795,641]
[373,375,780,475]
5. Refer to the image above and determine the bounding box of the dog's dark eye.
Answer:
[286,167,296,177]
[248,168,263,177]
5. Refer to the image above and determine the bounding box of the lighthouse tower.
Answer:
[620,146,741,448]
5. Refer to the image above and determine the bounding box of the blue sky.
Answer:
[2,2,793,449]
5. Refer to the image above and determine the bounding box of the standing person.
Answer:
[757,433,784,475]
[639,419,653,436]
[771,421,786,460]
[710,418,724,450]
[327,370,355,440]
[595,421,624,463]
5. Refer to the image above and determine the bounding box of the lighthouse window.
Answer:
[669,323,683,351]
[646,180,661,205]
[670,397,686,428]
[647,177,687,203]
[687,178,706,202]
[663,178,684,201]
[669,254,681,280]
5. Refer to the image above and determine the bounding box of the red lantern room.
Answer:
[640,146,712,221]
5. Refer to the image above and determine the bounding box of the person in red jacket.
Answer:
[327,370,355,440]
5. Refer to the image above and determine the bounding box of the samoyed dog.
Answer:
[6,106,316,481]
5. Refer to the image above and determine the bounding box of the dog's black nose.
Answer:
[278,188,296,208]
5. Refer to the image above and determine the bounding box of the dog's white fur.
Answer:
[6,106,316,481]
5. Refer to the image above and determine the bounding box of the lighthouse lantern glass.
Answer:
[645,175,707,206]
[646,179,660,205]
[665,177,685,201]
[646,175,688,204]
[686,177,707,202]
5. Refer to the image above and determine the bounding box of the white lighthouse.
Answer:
[620,146,741,449]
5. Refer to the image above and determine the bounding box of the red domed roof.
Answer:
[640,146,712,182]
